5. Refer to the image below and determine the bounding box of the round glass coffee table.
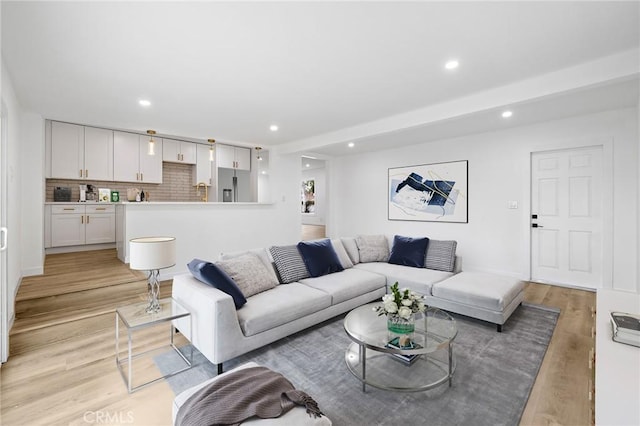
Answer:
[344,303,457,392]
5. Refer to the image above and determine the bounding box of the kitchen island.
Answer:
[116,201,297,280]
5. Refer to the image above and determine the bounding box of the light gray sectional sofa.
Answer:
[172,235,524,371]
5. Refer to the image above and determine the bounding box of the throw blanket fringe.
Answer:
[176,366,324,426]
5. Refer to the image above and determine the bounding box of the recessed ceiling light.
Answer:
[501,110,513,118]
[261,170,267,175]
[270,125,279,132]
[348,142,355,148]
[139,99,151,107]
[305,163,311,168]
[444,60,459,70]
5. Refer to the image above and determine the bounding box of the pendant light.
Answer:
[208,139,216,162]
[255,146,263,161]
[147,130,156,156]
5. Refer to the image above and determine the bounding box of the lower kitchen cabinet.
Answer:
[48,204,116,248]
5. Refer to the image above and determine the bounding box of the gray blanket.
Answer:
[176,366,323,426]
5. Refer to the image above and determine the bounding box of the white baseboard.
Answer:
[22,266,44,277]
[45,243,116,255]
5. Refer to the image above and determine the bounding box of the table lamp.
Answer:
[129,237,176,313]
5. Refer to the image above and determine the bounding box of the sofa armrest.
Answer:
[171,273,246,365]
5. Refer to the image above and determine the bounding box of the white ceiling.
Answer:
[2,1,639,155]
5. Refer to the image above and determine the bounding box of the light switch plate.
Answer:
[507,201,518,209]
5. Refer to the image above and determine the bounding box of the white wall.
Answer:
[330,108,639,293]
[21,113,44,276]
[301,166,326,226]
[1,60,24,325]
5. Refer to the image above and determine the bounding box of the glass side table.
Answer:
[115,297,192,393]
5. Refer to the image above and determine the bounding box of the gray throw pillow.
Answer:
[331,239,354,269]
[268,245,310,284]
[216,253,278,298]
[341,237,360,264]
[425,240,457,272]
[356,235,389,263]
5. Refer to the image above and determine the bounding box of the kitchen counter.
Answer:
[115,201,279,274]
[46,201,273,205]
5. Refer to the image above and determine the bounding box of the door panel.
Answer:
[531,147,603,289]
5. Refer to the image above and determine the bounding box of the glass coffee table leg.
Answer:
[448,343,453,387]
[360,344,366,392]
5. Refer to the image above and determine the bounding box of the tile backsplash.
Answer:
[46,162,205,202]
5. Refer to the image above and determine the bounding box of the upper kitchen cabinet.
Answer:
[217,144,251,171]
[194,143,214,186]
[162,138,196,164]
[113,131,163,183]
[50,121,114,181]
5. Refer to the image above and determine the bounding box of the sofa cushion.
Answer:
[425,240,457,272]
[297,239,344,278]
[220,248,279,285]
[431,271,525,311]
[341,237,360,264]
[216,253,278,298]
[331,239,354,269]
[388,235,429,268]
[269,245,310,284]
[354,262,454,295]
[236,283,332,336]
[299,268,386,305]
[187,259,247,309]
[356,235,389,263]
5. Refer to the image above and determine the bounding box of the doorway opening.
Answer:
[301,156,326,240]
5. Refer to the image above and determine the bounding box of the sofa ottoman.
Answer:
[173,362,332,425]
[425,271,525,331]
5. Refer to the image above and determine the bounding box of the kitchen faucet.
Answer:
[195,182,208,203]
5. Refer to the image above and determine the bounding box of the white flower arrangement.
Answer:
[374,282,426,319]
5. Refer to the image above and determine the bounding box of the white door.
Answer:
[1,103,8,362]
[531,147,603,289]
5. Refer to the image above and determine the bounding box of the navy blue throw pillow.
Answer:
[388,235,429,268]
[297,239,344,278]
[187,258,247,309]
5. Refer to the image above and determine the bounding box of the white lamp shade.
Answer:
[129,237,176,270]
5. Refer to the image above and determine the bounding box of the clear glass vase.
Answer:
[387,314,415,343]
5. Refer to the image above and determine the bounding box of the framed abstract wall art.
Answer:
[388,160,468,223]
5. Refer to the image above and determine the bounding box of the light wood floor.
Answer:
[0,250,595,426]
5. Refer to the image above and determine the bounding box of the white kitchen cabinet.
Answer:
[51,207,85,247]
[139,134,163,183]
[84,126,114,180]
[50,122,114,181]
[217,144,251,171]
[85,205,116,244]
[49,204,115,247]
[163,139,196,164]
[194,143,213,186]
[113,131,163,183]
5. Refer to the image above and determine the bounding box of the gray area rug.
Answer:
[156,303,558,426]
